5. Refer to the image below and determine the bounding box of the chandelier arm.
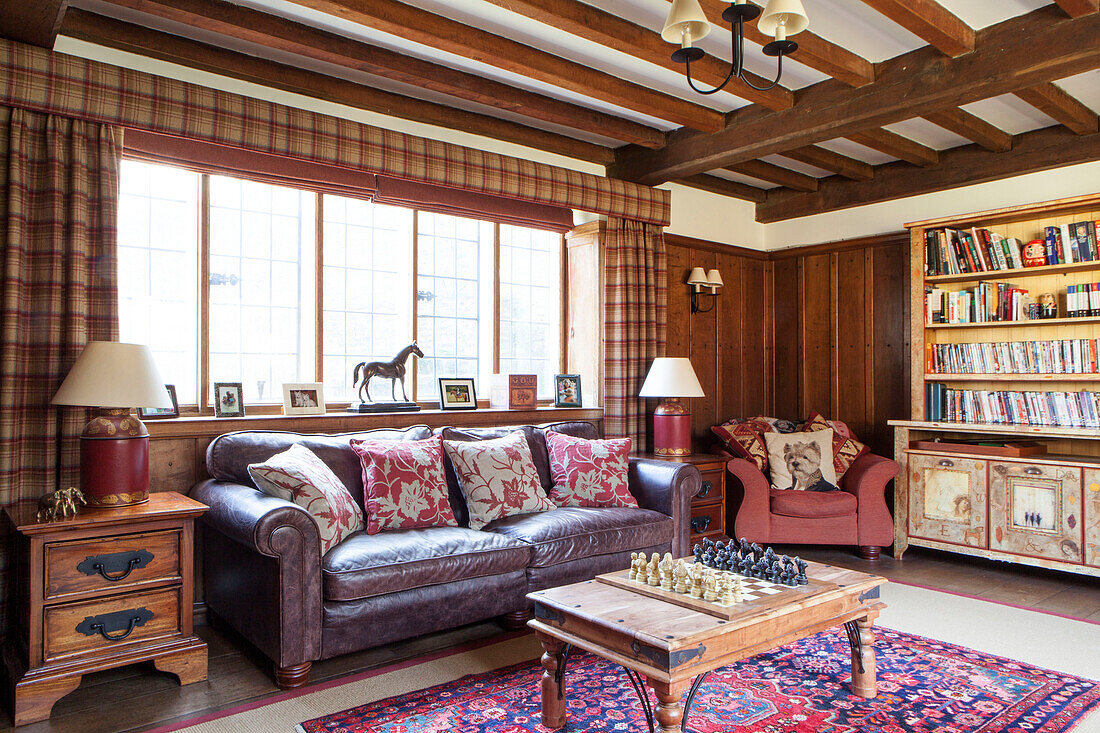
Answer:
[684,56,739,96]
[737,52,784,92]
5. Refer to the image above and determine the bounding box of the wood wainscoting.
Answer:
[665,231,911,459]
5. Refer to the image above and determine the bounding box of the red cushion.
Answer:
[770,488,857,518]
[546,431,636,508]
[350,435,458,535]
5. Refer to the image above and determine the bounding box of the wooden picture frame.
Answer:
[213,382,245,417]
[138,384,179,419]
[282,382,326,415]
[554,374,582,407]
[439,378,477,410]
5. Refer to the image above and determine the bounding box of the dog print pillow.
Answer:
[763,429,840,492]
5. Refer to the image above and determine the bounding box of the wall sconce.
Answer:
[687,267,723,314]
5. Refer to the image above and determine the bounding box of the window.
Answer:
[116,159,566,412]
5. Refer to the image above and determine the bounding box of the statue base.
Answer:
[347,402,421,413]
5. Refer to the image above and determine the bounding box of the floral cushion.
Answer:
[248,444,364,554]
[545,431,637,508]
[350,435,458,535]
[801,411,869,479]
[443,431,556,530]
[711,417,775,472]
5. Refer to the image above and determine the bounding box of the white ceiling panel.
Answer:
[959,95,1059,135]
[1055,71,1100,114]
[708,168,779,189]
[760,154,832,178]
[816,137,899,165]
[883,118,974,151]
[936,0,1047,29]
[798,0,926,62]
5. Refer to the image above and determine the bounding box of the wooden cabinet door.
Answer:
[989,461,1082,564]
[906,453,987,548]
[1085,469,1100,568]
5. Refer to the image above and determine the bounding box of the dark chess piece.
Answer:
[738,537,751,559]
[780,555,793,570]
[763,547,776,565]
[751,543,763,563]
[766,565,781,583]
[794,558,808,585]
[701,538,715,553]
[752,559,767,579]
[738,556,753,576]
[702,551,715,568]
[693,544,704,563]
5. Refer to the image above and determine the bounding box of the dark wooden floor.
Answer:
[4,545,1099,733]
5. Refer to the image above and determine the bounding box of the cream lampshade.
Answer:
[52,342,171,508]
[639,357,704,456]
[758,0,810,40]
[705,269,724,291]
[687,267,709,289]
[662,0,711,54]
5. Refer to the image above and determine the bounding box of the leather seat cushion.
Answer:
[770,489,857,518]
[481,507,673,568]
[322,526,532,601]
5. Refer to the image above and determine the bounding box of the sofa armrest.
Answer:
[840,453,899,547]
[725,458,772,543]
[190,480,322,670]
[628,459,700,559]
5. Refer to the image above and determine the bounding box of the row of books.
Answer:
[924,385,1100,428]
[923,222,1100,276]
[1067,282,1100,316]
[926,339,1100,375]
[925,282,1028,324]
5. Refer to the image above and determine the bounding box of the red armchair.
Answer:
[723,451,899,560]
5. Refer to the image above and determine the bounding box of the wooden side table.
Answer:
[3,492,208,726]
[638,453,728,546]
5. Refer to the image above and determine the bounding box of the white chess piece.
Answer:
[690,562,704,598]
[629,552,640,581]
[673,560,689,594]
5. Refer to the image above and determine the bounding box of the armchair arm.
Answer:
[628,459,700,559]
[725,458,772,543]
[190,480,322,670]
[840,453,899,547]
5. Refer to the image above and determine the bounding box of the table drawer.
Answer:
[905,452,987,548]
[43,586,183,663]
[692,469,724,506]
[44,529,182,601]
[989,461,1083,563]
[689,502,724,537]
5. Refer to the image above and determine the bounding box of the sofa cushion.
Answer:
[321,526,531,601]
[770,488,857,518]
[481,507,673,568]
[206,426,433,505]
[546,431,637,508]
[350,435,458,535]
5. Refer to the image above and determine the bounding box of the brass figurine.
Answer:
[37,486,86,522]
[352,342,424,404]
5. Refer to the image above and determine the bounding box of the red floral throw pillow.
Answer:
[349,435,458,535]
[711,417,774,472]
[800,411,869,479]
[248,444,364,554]
[546,431,637,508]
[443,431,556,530]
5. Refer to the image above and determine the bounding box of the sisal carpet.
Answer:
[160,583,1100,733]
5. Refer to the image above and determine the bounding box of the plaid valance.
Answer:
[0,39,671,226]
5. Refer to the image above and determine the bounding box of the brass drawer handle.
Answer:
[696,481,713,499]
[938,459,954,467]
[76,607,153,642]
[77,549,154,582]
[1024,467,1042,475]
[691,516,712,533]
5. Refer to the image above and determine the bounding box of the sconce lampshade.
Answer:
[705,269,724,288]
[52,342,171,509]
[661,0,711,45]
[687,267,709,286]
[758,0,810,38]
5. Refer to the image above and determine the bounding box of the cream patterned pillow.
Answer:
[248,444,364,554]
[443,431,556,530]
[763,429,839,492]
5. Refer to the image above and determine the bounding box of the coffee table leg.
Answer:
[647,678,689,733]
[537,632,569,729]
[846,617,877,699]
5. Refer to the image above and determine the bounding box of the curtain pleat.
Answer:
[603,217,667,447]
[0,106,121,631]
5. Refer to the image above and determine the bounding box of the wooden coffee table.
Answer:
[527,560,886,732]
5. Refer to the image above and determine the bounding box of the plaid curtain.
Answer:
[0,106,120,630]
[603,217,667,446]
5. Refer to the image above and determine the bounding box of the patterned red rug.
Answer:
[298,627,1100,733]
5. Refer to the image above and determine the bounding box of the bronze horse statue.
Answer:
[352,342,424,403]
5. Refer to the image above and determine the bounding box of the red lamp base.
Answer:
[80,409,150,507]
[653,398,692,456]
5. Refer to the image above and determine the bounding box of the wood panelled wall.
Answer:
[665,232,910,459]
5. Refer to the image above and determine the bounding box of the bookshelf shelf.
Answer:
[926,259,1100,285]
[925,373,1100,382]
[925,315,1100,330]
[889,419,1100,440]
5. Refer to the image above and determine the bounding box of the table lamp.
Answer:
[638,357,704,456]
[51,342,172,508]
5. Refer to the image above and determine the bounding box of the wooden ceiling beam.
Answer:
[757,126,1100,222]
[856,0,974,57]
[780,145,874,181]
[694,0,874,87]
[1052,0,1099,17]
[95,0,665,149]
[677,175,768,203]
[60,10,616,165]
[284,0,725,132]
[725,159,818,191]
[1014,83,1099,135]
[846,128,939,167]
[922,107,1012,152]
[483,0,792,110]
[610,6,1100,184]
[0,0,68,48]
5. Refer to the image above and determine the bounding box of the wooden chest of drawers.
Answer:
[639,453,728,546]
[3,492,208,726]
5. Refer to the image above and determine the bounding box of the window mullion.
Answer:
[315,193,324,386]
[199,174,211,414]
[410,209,419,403]
[493,222,501,376]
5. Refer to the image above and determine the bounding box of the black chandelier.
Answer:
[662,0,809,94]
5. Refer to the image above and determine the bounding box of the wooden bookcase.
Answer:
[889,194,1100,578]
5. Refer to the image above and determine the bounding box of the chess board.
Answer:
[596,564,836,621]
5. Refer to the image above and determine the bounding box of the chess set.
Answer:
[596,538,834,621]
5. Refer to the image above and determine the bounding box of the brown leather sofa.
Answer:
[191,420,698,688]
